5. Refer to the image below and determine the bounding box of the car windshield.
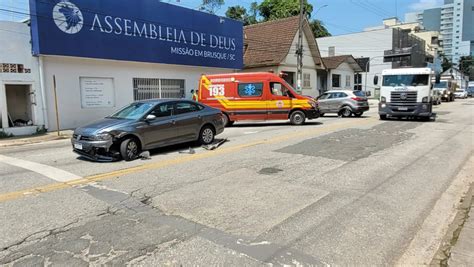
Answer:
[456,90,464,93]
[108,102,155,120]
[382,74,429,87]
[434,81,448,88]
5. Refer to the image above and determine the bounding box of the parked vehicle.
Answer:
[72,99,224,161]
[198,72,319,126]
[467,86,474,97]
[454,89,468,98]
[317,90,369,117]
[433,79,455,102]
[431,89,442,105]
[376,68,434,120]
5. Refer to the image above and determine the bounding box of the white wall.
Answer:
[328,62,355,90]
[317,29,393,97]
[42,56,232,130]
[0,21,45,130]
[281,30,319,97]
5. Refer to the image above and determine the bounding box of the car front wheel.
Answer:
[120,138,140,161]
[290,110,306,125]
[199,125,215,145]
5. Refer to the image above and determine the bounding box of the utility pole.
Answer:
[296,0,304,93]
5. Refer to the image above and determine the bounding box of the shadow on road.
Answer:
[231,121,323,128]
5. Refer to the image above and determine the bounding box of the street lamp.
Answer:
[314,4,328,17]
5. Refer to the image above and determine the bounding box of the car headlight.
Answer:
[94,133,112,141]
[308,100,318,108]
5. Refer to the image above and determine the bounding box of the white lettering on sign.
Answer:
[80,77,115,108]
[209,84,225,96]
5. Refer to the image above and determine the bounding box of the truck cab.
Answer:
[433,79,455,102]
[376,68,434,120]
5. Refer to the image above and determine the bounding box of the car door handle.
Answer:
[170,120,176,125]
[197,115,202,119]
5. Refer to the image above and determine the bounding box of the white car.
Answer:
[454,89,468,99]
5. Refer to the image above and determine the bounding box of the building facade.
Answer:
[242,16,325,97]
[0,0,243,135]
[405,0,474,65]
[317,28,428,97]
[320,55,363,92]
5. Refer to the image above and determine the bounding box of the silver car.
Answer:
[72,99,225,161]
[317,90,369,117]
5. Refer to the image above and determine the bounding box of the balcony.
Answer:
[384,47,413,57]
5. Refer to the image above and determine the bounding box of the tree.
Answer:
[225,3,259,25]
[459,56,473,77]
[226,6,247,20]
[441,55,452,72]
[199,0,225,15]
[258,0,313,21]
[310,19,331,38]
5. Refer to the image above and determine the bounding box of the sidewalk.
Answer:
[448,189,474,266]
[368,99,379,107]
[0,130,73,148]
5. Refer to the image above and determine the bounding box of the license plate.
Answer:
[74,143,83,150]
[398,107,408,111]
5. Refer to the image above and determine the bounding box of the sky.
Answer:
[0,0,445,36]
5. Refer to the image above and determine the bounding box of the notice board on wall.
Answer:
[80,77,115,108]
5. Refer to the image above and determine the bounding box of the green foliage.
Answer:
[310,19,331,38]
[225,2,258,25]
[0,130,13,139]
[441,55,452,72]
[225,0,330,38]
[459,56,473,77]
[258,0,313,21]
[199,0,225,15]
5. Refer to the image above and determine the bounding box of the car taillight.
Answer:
[351,97,364,101]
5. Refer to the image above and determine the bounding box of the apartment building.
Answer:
[405,0,474,65]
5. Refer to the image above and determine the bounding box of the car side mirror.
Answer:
[145,114,156,121]
[430,83,434,89]
[373,75,379,85]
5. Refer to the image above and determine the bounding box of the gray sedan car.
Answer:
[72,99,225,161]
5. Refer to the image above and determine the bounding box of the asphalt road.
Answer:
[0,99,473,266]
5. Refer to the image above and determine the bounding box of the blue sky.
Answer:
[0,0,445,36]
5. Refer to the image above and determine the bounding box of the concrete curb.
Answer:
[0,132,72,148]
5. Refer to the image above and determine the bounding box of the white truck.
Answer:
[375,68,434,120]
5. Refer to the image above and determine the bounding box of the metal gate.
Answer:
[133,78,185,100]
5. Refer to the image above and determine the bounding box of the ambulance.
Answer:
[198,73,319,126]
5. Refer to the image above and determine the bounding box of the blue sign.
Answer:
[29,0,243,69]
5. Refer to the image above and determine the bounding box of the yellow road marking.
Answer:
[0,118,378,203]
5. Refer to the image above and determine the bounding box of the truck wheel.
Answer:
[290,110,306,125]
[120,138,140,161]
[379,114,387,120]
[340,107,352,117]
